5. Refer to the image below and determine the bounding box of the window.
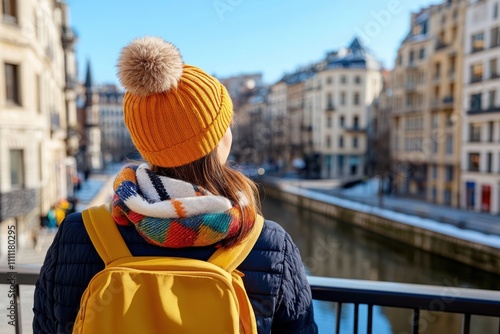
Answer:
[470,93,482,111]
[491,27,500,48]
[340,92,346,105]
[339,135,344,148]
[353,92,360,106]
[338,155,344,175]
[353,136,358,148]
[421,20,428,35]
[468,153,480,171]
[419,47,425,59]
[444,190,451,205]
[326,135,331,148]
[409,50,415,65]
[445,165,454,182]
[446,134,453,154]
[340,115,345,127]
[36,74,41,113]
[341,75,347,84]
[349,156,359,176]
[353,116,360,130]
[448,56,456,77]
[432,165,437,179]
[432,114,439,128]
[470,63,483,82]
[490,58,498,78]
[434,62,441,79]
[5,63,20,105]
[327,116,332,128]
[489,121,495,141]
[487,152,493,173]
[354,76,361,84]
[326,76,332,85]
[437,31,446,48]
[470,124,481,142]
[10,149,24,188]
[326,93,334,110]
[471,32,485,52]
[489,90,496,109]
[2,0,17,23]
[495,3,499,19]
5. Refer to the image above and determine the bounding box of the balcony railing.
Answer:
[310,276,500,334]
[325,103,336,112]
[470,76,483,84]
[343,125,366,133]
[435,41,449,51]
[467,106,500,115]
[442,96,454,104]
[491,72,500,80]
[2,266,500,334]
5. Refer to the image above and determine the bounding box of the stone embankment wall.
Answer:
[262,181,500,276]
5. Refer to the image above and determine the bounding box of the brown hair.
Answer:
[151,150,261,247]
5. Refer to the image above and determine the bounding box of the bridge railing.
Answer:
[2,265,500,334]
[309,276,500,334]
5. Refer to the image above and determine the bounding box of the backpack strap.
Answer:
[208,214,264,273]
[82,204,132,265]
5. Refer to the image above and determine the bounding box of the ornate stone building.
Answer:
[305,38,383,179]
[461,0,500,213]
[391,0,466,206]
[0,0,78,250]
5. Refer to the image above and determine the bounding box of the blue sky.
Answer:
[67,0,439,86]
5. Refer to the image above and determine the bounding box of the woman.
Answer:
[33,36,317,334]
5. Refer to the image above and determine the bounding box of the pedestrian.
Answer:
[33,37,317,333]
[46,205,57,231]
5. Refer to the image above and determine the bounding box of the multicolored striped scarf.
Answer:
[111,163,252,248]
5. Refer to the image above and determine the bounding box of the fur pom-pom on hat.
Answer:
[117,36,183,96]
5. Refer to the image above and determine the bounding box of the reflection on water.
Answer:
[261,196,500,334]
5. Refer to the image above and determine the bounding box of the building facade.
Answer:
[391,0,465,206]
[367,70,393,179]
[0,0,77,250]
[265,80,288,169]
[76,62,102,175]
[98,85,136,164]
[462,0,500,214]
[305,38,383,179]
[219,73,263,109]
[283,67,316,172]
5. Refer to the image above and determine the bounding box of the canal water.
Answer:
[261,196,500,334]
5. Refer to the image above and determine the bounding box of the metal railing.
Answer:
[0,264,40,334]
[309,276,500,334]
[2,266,500,334]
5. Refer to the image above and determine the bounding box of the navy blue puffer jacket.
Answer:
[33,212,318,333]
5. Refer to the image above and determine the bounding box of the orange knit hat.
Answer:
[117,37,233,167]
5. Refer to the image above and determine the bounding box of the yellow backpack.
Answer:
[73,205,263,334]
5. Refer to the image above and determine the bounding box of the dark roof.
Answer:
[325,37,381,71]
[84,60,93,89]
[349,37,363,52]
[280,64,318,85]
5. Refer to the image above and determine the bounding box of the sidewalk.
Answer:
[17,164,120,266]
[0,166,119,334]
[268,176,500,236]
